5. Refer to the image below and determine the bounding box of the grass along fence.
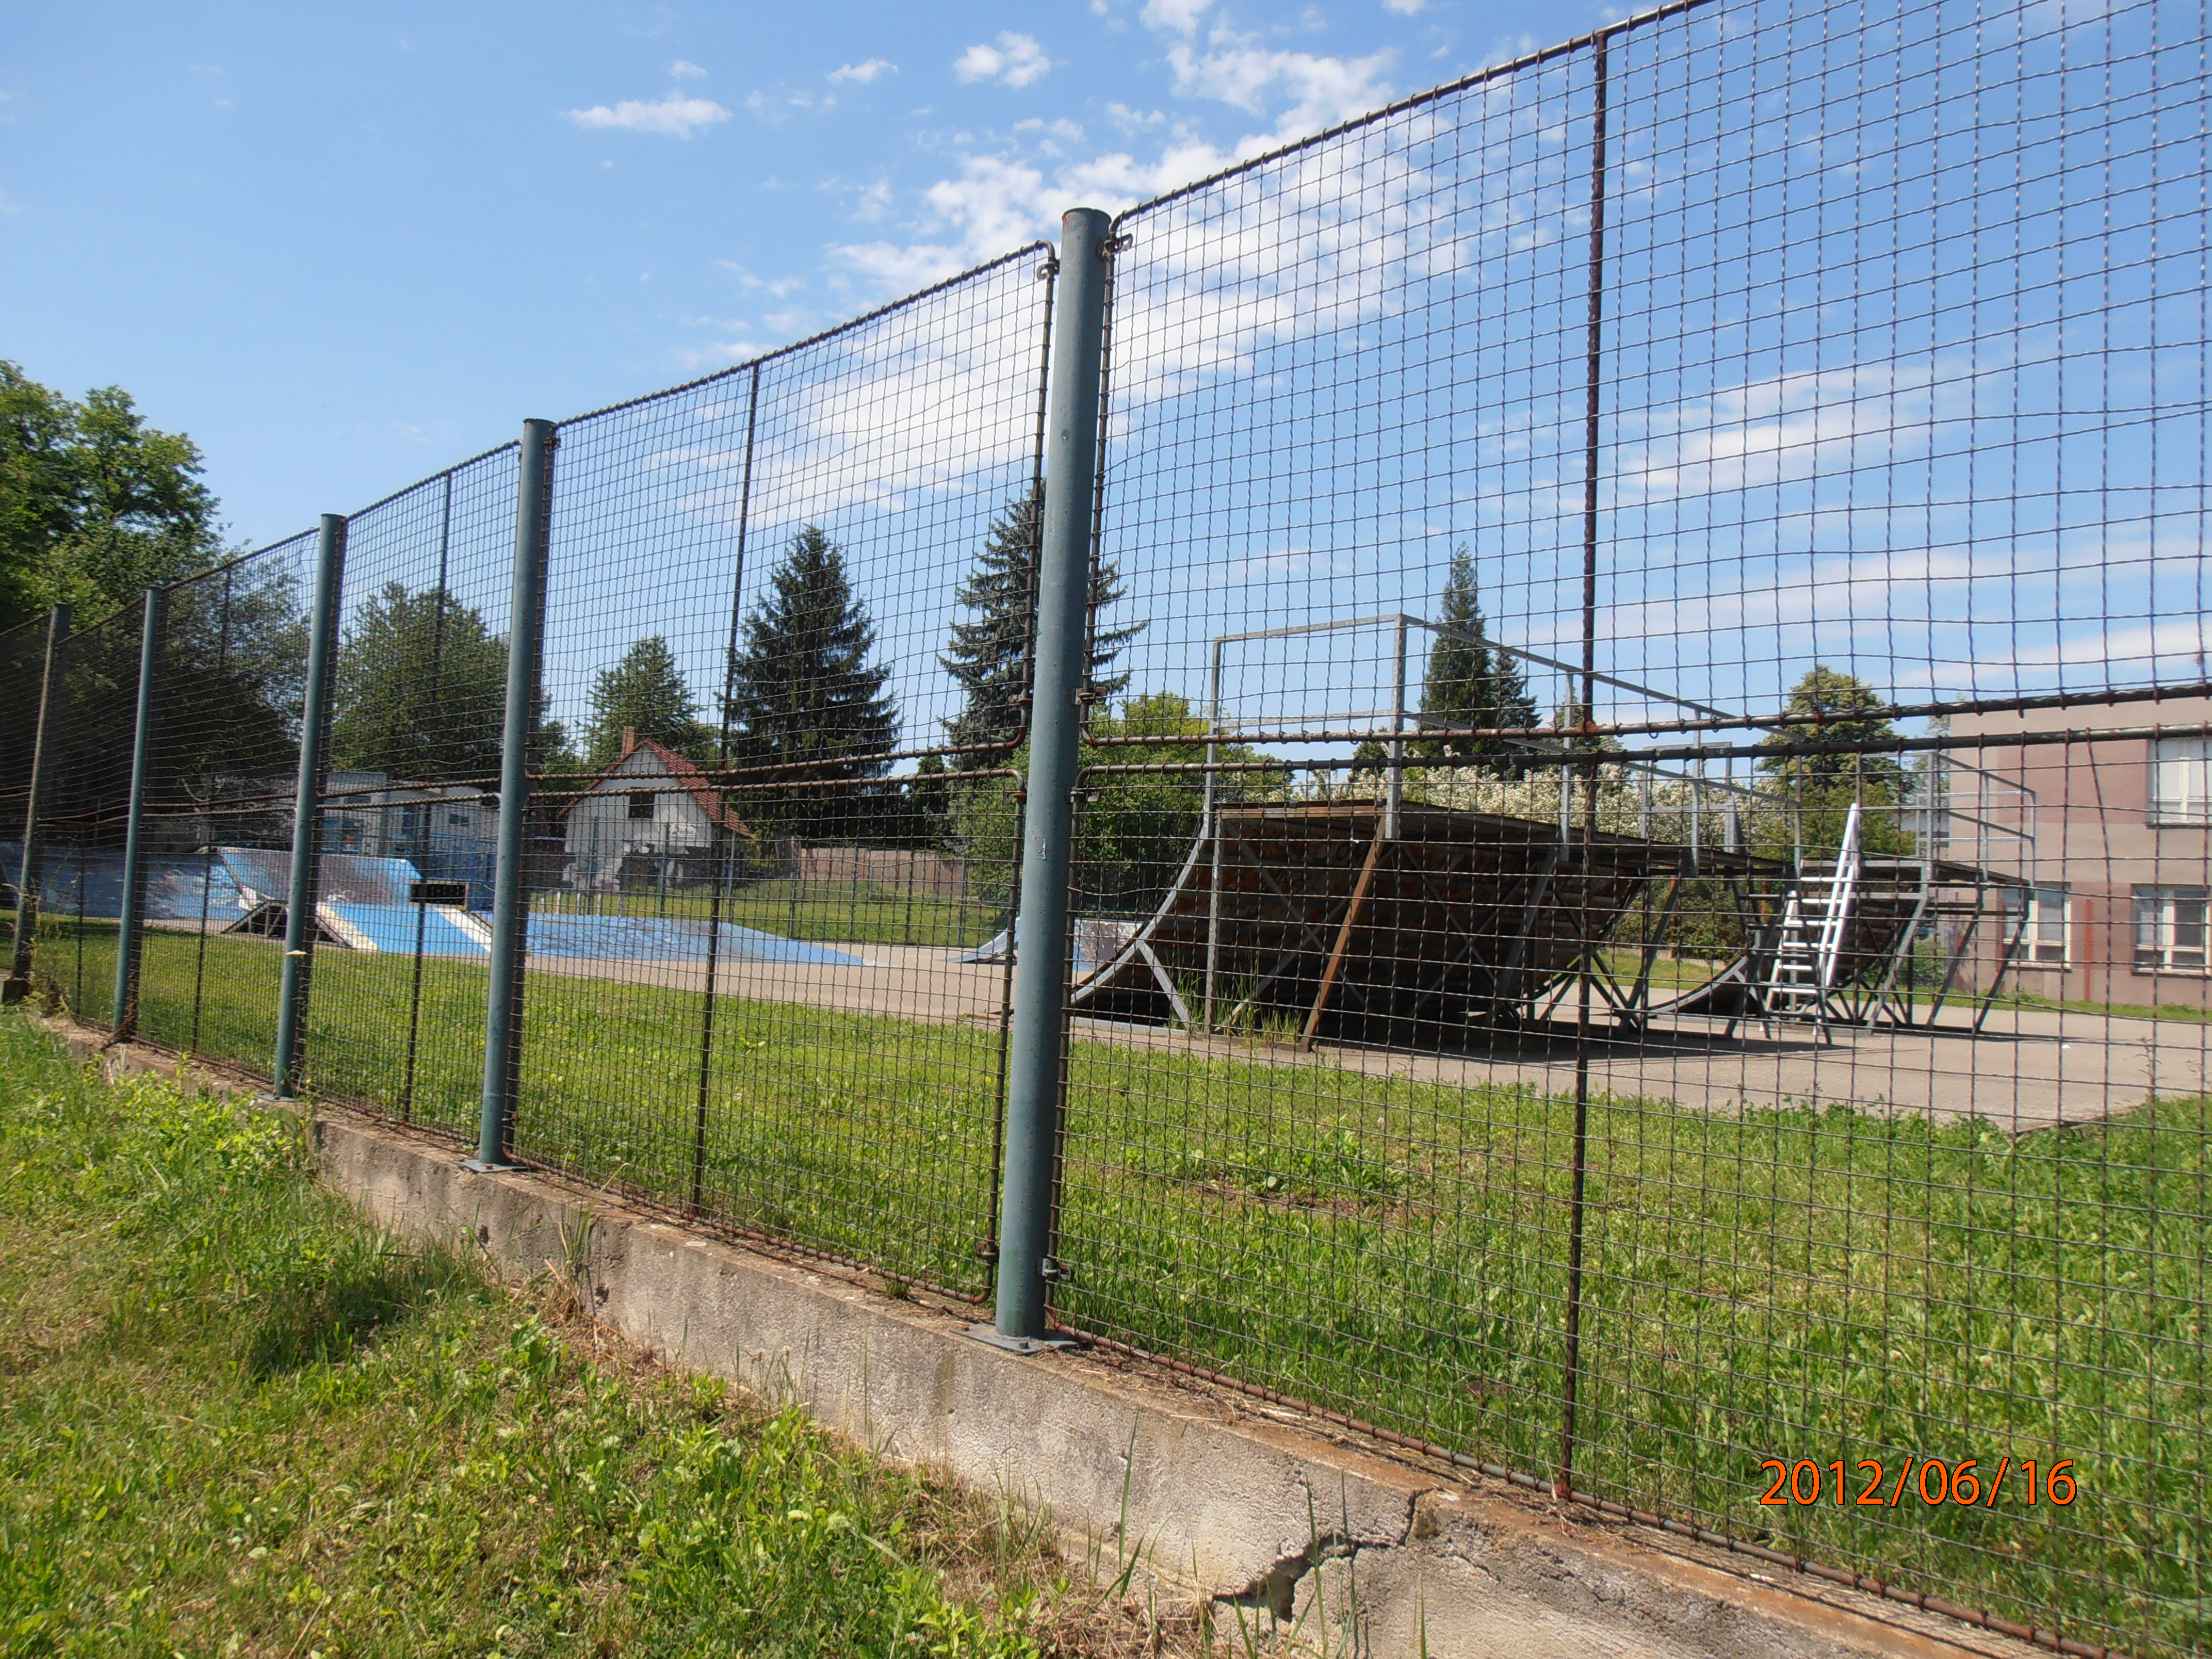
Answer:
[29,914,2207,1652]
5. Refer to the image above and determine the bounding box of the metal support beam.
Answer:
[979,206,1112,1352]
[4,604,72,1004]
[273,516,346,1097]
[111,585,167,1037]
[473,419,557,1171]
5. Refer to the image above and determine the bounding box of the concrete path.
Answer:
[519,937,2203,1128]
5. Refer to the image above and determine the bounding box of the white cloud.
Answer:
[1382,0,1425,12]
[715,262,807,297]
[1141,0,1215,30]
[745,87,827,120]
[830,58,898,84]
[1108,101,1167,130]
[954,32,1054,88]
[670,59,707,78]
[1166,42,1394,131]
[567,92,731,138]
[833,34,1410,294]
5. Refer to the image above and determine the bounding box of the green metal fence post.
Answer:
[111,584,167,1037]
[273,514,347,1097]
[4,604,73,1004]
[470,418,556,1171]
[976,207,1112,1352]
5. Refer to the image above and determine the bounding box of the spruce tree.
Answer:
[724,525,900,833]
[1416,547,1537,775]
[937,484,1141,766]
[583,634,709,769]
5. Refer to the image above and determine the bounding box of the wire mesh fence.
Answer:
[510,246,1054,1296]
[25,601,148,1026]
[124,535,317,1074]
[296,448,519,1135]
[0,616,50,921]
[1,0,2207,1647]
[1059,0,2211,1650]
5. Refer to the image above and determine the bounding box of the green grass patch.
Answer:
[32,917,2212,1653]
[0,1014,1074,1656]
[44,920,1004,1299]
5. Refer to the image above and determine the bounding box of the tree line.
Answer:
[4,360,1916,901]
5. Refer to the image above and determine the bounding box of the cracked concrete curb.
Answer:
[57,1024,2053,1659]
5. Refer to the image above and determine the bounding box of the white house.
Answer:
[560,731,753,893]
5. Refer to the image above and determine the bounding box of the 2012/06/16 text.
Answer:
[1759,1457,2076,1508]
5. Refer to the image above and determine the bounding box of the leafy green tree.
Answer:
[1757,665,1907,792]
[956,692,1273,914]
[155,562,310,786]
[329,583,511,783]
[0,362,227,632]
[723,526,900,836]
[1414,547,1537,773]
[897,753,952,849]
[938,485,1140,766]
[584,635,710,769]
[1756,665,1912,857]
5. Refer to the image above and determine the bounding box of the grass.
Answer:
[532,879,1006,951]
[35,916,2212,1655]
[0,1013,1141,1657]
[1985,986,2212,1027]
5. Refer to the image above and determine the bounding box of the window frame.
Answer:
[2133,884,2210,974]
[2149,737,2212,826]
[627,789,657,823]
[2011,884,2071,967]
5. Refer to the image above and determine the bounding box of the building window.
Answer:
[2134,886,2209,973]
[628,790,656,821]
[2150,737,2212,825]
[2009,885,2071,966]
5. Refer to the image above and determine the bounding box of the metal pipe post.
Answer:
[981,206,1112,1351]
[4,605,72,1003]
[1386,615,1408,838]
[1556,28,1611,1504]
[473,419,557,1170]
[1201,638,1224,1032]
[111,585,167,1037]
[273,516,346,1096]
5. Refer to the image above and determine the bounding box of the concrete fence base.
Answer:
[55,1021,2045,1659]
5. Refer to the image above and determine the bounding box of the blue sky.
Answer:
[1,0,1605,553]
[9,0,2202,756]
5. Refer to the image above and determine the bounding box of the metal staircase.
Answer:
[1759,802,1864,1031]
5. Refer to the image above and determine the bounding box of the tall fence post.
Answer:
[4,604,73,1004]
[978,206,1112,1352]
[471,418,556,1172]
[273,514,346,1097]
[111,584,167,1037]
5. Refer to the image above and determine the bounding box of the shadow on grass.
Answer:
[241,1229,480,1378]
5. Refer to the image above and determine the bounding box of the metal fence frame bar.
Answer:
[4,604,72,1004]
[274,515,347,1097]
[111,584,166,1038]
[473,419,555,1170]
[979,206,1111,1351]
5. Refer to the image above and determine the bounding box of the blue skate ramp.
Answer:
[323,903,490,958]
[525,913,866,967]
[217,848,419,907]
